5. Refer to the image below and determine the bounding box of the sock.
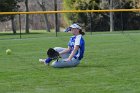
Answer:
[45,58,52,64]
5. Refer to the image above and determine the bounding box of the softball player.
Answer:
[39,23,85,68]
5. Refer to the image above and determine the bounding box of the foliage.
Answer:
[63,0,140,31]
[0,0,23,22]
[63,0,101,31]
[113,0,140,30]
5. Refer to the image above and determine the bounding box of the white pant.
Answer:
[51,47,80,68]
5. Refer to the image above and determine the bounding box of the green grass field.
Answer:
[0,31,140,93]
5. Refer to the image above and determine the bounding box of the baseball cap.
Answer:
[70,24,82,30]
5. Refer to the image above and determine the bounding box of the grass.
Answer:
[0,31,140,93]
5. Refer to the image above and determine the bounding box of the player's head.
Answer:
[70,24,85,36]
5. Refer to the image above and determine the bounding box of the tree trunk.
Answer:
[11,16,16,34]
[37,1,51,32]
[54,0,60,33]
[44,14,50,32]
[25,0,30,33]
[89,13,94,34]
[109,0,114,32]
[110,12,114,32]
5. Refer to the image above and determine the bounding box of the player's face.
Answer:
[71,28,79,35]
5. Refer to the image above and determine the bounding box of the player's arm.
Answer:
[59,46,71,55]
[67,45,79,61]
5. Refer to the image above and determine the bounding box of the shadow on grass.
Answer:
[0,32,44,36]
[0,32,49,40]
[78,64,113,69]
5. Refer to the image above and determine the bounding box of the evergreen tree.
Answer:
[0,0,23,22]
[0,0,23,34]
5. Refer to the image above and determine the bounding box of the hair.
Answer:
[79,29,85,36]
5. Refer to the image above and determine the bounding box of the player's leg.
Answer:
[39,47,69,65]
[51,58,80,68]
[53,47,69,59]
[44,47,67,65]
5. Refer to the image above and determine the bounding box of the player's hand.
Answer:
[64,58,71,62]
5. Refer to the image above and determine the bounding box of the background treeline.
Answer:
[0,0,140,34]
[63,0,140,32]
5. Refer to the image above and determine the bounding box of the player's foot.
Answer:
[39,59,46,63]
[39,59,49,66]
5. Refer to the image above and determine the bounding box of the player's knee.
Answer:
[51,61,60,68]
[53,47,66,53]
[53,47,61,50]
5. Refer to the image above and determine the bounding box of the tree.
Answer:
[37,0,51,32]
[54,0,60,33]
[63,0,103,31]
[111,0,140,31]
[0,0,23,34]
[63,0,140,31]
[11,15,17,34]
[25,0,30,33]
[109,0,114,32]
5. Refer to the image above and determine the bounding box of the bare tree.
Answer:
[37,0,50,32]
[25,0,30,33]
[54,0,60,34]
[11,15,17,34]
[103,0,121,32]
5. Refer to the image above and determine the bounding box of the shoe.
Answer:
[39,59,50,66]
[39,59,46,63]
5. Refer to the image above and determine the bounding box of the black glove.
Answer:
[47,48,60,60]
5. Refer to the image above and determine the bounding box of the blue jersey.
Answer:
[68,35,85,60]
